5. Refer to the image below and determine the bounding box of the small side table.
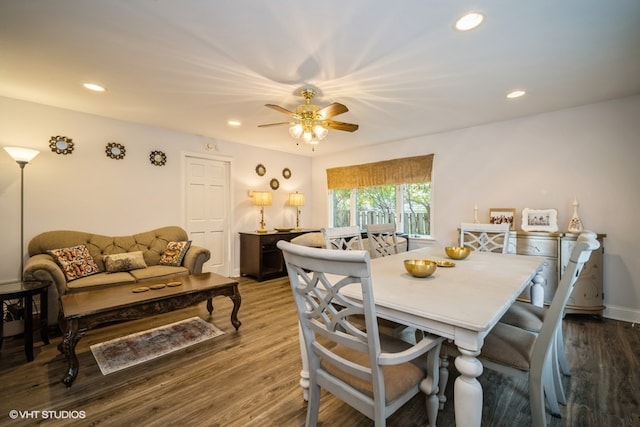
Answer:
[0,280,51,361]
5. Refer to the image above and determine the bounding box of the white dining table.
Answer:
[296,245,544,427]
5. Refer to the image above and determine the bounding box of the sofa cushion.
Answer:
[290,232,325,248]
[103,251,147,273]
[129,265,189,281]
[47,245,101,281]
[66,272,137,291]
[159,241,191,266]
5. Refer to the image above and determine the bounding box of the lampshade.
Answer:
[4,147,39,163]
[289,192,305,207]
[253,191,272,206]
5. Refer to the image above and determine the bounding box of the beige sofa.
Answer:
[24,226,210,324]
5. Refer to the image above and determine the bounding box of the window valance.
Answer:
[326,154,433,190]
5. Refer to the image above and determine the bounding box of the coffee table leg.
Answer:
[61,319,81,387]
[230,285,241,330]
[206,298,214,315]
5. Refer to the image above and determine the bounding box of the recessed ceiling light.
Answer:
[83,83,106,92]
[507,90,526,99]
[227,120,241,127]
[455,12,484,31]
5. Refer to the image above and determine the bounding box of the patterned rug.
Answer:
[90,317,224,375]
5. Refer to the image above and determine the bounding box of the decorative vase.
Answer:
[567,196,584,233]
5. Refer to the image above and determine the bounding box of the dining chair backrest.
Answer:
[277,240,444,426]
[460,222,510,253]
[322,226,364,251]
[527,232,599,418]
[365,223,399,259]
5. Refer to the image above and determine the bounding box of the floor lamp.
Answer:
[4,147,40,281]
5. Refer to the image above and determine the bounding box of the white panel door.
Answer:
[184,155,230,276]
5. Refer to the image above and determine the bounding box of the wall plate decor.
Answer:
[149,150,167,166]
[489,208,516,230]
[49,135,74,155]
[270,178,280,190]
[521,208,558,232]
[105,142,126,160]
[255,163,266,176]
[282,168,291,179]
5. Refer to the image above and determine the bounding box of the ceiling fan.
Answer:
[258,89,359,149]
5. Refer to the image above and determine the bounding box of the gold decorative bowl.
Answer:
[445,246,471,260]
[404,259,437,278]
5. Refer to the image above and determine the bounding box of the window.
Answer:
[327,155,433,236]
[330,183,431,235]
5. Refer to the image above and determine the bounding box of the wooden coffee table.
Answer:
[59,273,240,387]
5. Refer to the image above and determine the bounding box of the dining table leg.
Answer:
[454,347,484,427]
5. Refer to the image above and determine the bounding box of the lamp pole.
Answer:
[17,160,27,281]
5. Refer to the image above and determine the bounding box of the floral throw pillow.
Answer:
[159,241,191,266]
[103,251,148,273]
[47,244,100,281]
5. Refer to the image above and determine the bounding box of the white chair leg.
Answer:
[556,324,571,376]
[420,342,442,426]
[551,336,567,405]
[543,363,562,417]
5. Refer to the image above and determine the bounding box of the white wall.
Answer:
[0,96,312,281]
[2,95,638,322]
[309,95,640,323]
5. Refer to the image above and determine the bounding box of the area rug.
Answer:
[90,316,224,375]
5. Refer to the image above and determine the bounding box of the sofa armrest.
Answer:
[24,254,70,296]
[182,245,211,274]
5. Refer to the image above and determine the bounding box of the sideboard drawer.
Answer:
[516,237,557,257]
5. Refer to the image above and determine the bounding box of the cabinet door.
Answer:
[561,237,604,312]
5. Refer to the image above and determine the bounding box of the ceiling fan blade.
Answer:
[265,104,296,117]
[317,102,348,119]
[258,122,292,128]
[325,120,359,132]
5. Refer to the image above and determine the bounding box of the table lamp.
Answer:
[288,192,305,231]
[253,191,272,233]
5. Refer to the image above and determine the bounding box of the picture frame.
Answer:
[521,208,558,232]
[489,208,516,230]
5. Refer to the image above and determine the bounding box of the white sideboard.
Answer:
[507,231,605,316]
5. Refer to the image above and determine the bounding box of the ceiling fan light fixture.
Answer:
[313,124,328,140]
[289,123,303,138]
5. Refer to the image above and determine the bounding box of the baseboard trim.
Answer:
[604,304,640,324]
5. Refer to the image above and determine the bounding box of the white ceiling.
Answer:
[1,0,639,156]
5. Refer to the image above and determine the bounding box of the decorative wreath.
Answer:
[282,168,291,179]
[149,150,167,166]
[105,142,126,160]
[49,135,74,155]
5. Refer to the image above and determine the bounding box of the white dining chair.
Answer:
[365,223,412,338]
[460,221,570,407]
[322,226,364,251]
[459,222,510,253]
[365,223,399,258]
[278,240,444,427]
[440,232,600,426]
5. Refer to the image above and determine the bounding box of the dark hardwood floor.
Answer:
[1,276,638,426]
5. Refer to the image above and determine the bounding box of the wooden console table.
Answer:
[59,273,240,386]
[239,230,318,281]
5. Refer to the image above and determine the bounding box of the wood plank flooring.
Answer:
[1,276,638,426]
